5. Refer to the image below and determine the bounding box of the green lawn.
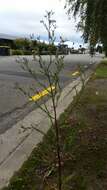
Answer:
[95,59,107,78]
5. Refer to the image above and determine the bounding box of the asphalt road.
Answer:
[0,54,102,133]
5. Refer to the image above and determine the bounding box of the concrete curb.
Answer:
[0,70,92,189]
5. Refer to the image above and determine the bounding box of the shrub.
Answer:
[23,50,32,55]
[12,49,24,55]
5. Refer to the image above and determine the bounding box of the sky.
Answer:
[0,0,83,47]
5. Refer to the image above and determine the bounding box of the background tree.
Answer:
[65,0,107,56]
[14,38,31,50]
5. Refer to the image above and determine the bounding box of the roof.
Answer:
[0,33,18,40]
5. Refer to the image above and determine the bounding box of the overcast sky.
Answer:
[0,0,83,45]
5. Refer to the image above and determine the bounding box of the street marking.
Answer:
[72,71,80,76]
[29,86,55,102]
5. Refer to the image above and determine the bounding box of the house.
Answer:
[0,33,17,55]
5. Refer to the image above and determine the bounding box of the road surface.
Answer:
[0,54,102,133]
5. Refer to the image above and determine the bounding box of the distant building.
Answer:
[0,33,17,55]
[0,46,11,56]
[0,33,17,45]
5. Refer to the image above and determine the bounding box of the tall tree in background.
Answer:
[65,0,107,56]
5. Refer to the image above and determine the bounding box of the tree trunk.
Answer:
[103,43,107,57]
[105,49,107,57]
